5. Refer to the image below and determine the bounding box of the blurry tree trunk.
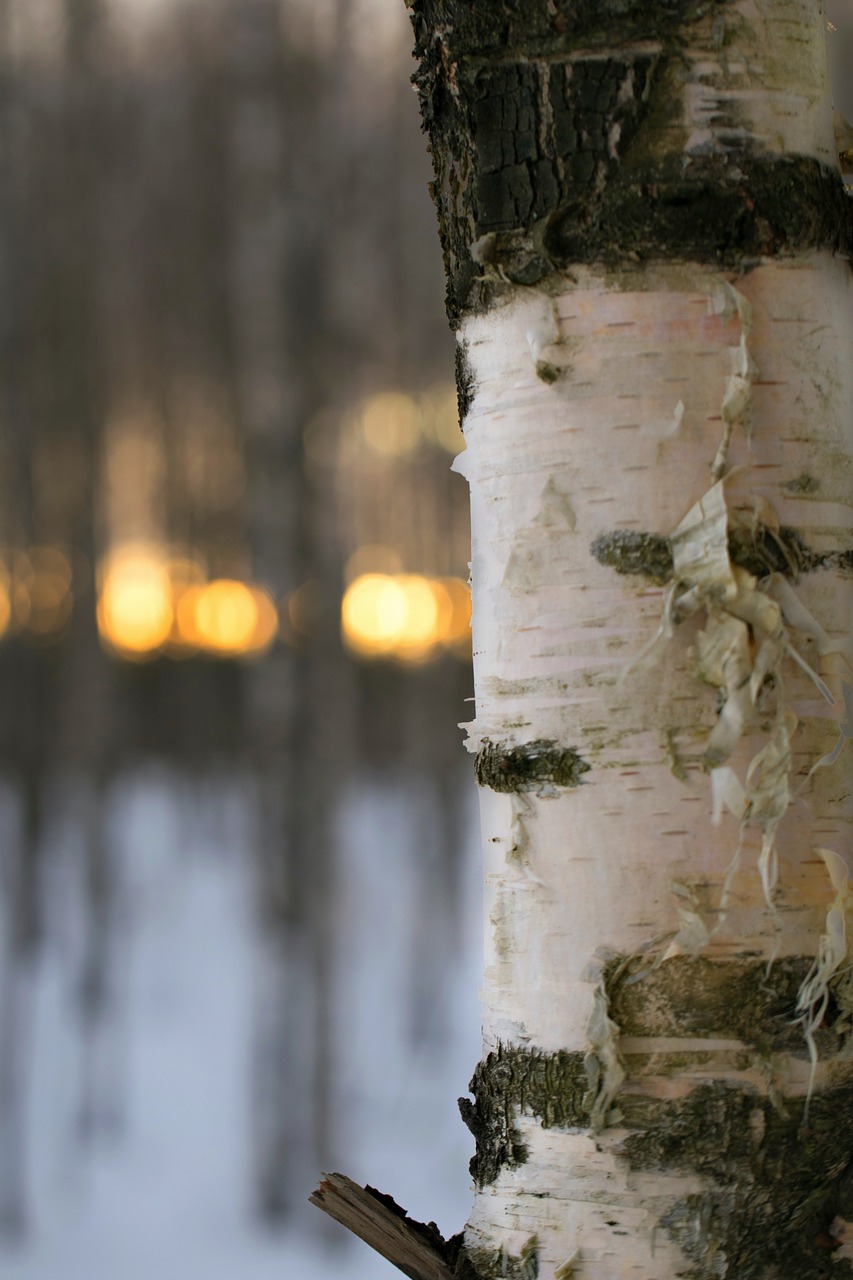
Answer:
[0,769,42,1237]
[392,5,853,1277]
[75,772,125,1140]
[0,3,48,1230]
[225,0,340,1218]
[55,0,124,1147]
[0,943,32,1239]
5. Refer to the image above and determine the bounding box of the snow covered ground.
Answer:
[0,768,481,1280]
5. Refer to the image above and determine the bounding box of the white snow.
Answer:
[0,767,481,1280]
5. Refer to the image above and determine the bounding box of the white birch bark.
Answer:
[445,5,853,1278]
[459,247,853,1279]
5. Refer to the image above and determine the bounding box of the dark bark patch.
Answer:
[543,155,853,271]
[620,1080,853,1280]
[409,0,729,60]
[455,338,477,421]
[785,473,821,495]
[727,523,816,579]
[458,959,853,1278]
[606,954,826,1055]
[459,1044,589,1186]
[457,1237,539,1280]
[814,548,853,576]
[609,956,853,1276]
[409,1,853,322]
[474,738,591,792]
[591,525,853,584]
[591,530,674,584]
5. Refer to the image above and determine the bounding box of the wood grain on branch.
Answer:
[310,1172,456,1280]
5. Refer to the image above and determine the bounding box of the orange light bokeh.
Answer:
[435,576,471,650]
[0,571,10,640]
[341,571,471,663]
[98,545,173,658]
[187,580,278,657]
[360,392,421,457]
[96,544,278,661]
[12,539,472,668]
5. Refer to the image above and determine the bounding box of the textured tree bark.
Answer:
[316,4,853,1278]
[409,4,853,1278]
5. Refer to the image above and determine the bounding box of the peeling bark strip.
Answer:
[409,1,852,320]
[310,1173,456,1280]
[474,739,590,792]
[591,526,853,584]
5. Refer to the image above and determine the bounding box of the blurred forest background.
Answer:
[0,3,851,1279]
[0,2,481,1277]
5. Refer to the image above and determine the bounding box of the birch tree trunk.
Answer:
[403,4,853,1278]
